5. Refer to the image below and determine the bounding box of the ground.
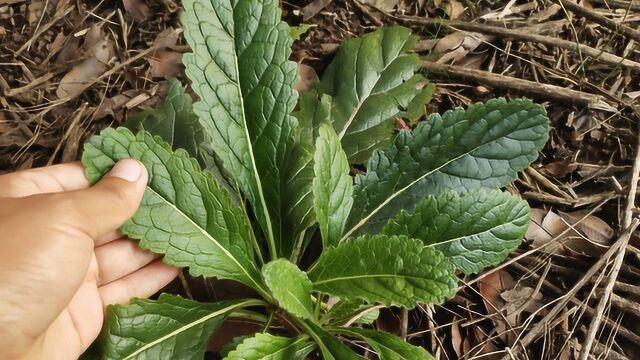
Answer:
[1,0,640,359]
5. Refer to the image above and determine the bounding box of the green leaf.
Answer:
[319,26,431,163]
[181,0,298,257]
[299,320,364,360]
[384,189,530,274]
[345,98,549,238]
[224,333,314,360]
[308,235,457,307]
[281,90,331,257]
[262,259,313,319]
[101,294,259,360]
[331,328,434,360]
[323,299,379,325]
[289,23,315,40]
[124,79,203,159]
[313,124,354,249]
[82,127,266,294]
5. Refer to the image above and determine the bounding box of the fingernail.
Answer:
[108,159,143,182]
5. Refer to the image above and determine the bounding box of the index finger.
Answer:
[0,162,90,198]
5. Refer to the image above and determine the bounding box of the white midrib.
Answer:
[122,300,255,359]
[146,187,264,293]
[340,150,473,242]
[336,41,408,140]
[313,273,434,286]
[231,30,276,254]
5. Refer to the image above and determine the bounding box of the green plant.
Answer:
[81,0,549,358]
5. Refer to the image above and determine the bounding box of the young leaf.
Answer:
[331,328,434,360]
[313,123,354,248]
[299,320,364,360]
[181,0,298,256]
[262,259,313,319]
[101,294,260,360]
[82,127,267,295]
[345,98,549,237]
[124,79,203,159]
[224,333,314,360]
[318,26,432,163]
[281,90,331,257]
[384,189,530,274]
[307,235,457,307]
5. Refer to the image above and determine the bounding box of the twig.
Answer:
[579,119,640,359]
[558,0,640,42]
[349,0,383,26]
[397,16,640,73]
[500,218,640,360]
[589,0,640,11]
[421,61,616,111]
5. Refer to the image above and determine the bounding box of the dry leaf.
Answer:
[148,50,183,78]
[445,0,465,19]
[451,320,464,357]
[357,0,399,12]
[123,0,150,22]
[295,63,319,93]
[478,270,516,344]
[435,32,484,64]
[153,28,181,50]
[526,209,614,256]
[57,37,114,98]
[27,0,45,25]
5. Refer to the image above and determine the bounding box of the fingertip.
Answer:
[107,159,146,183]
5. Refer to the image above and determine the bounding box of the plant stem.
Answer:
[290,229,306,264]
[260,310,275,332]
[313,293,323,321]
[229,309,269,324]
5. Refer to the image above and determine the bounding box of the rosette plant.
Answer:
[81,0,549,358]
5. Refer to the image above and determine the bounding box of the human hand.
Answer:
[0,160,179,360]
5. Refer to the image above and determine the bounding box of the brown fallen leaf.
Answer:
[56,36,114,99]
[123,0,150,22]
[526,208,614,256]
[152,28,182,50]
[435,0,465,20]
[478,269,517,345]
[357,0,399,12]
[27,0,45,25]
[435,32,484,64]
[295,63,319,93]
[149,50,183,79]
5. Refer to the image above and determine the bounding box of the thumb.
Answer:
[63,159,148,240]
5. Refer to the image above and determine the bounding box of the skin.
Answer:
[0,159,179,360]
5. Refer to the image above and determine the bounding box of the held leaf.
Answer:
[384,189,530,274]
[262,259,313,319]
[345,98,549,237]
[101,294,260,360]
[308,235,457,307]
[182,0,298,256]
[224,333,314,360]
[82,127,266,295]
[313,124,354,249]
[319,26,432,163]
[330,328,435,360]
